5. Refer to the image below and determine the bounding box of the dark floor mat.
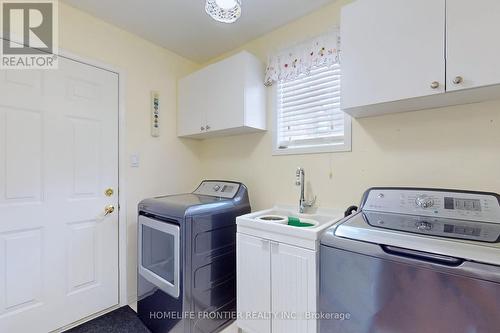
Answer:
[64,306,150,333]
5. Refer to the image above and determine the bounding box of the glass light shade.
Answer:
[205,0,242,24]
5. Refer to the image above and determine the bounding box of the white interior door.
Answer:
[446,0,500,91]
[0,54,119,332]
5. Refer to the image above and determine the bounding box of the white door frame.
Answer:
[1,35,129,330]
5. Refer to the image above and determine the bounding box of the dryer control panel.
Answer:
[193,181,240,199]
[362,188,500,224]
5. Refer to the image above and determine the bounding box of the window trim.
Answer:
[271,80,352,156]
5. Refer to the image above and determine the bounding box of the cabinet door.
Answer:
[178,72,206,137]
[271,243,317,333]
[236,233,271,333]
[447,0,500,91]
[341,0,446,109]
[204,54,245,132]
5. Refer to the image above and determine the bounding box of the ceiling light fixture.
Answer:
[205,0,242,24]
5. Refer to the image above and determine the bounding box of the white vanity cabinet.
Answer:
[341,0,500,117]
[237,233,317,333]
[177,51,266,138]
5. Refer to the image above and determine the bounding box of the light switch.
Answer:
[130,154,140,168]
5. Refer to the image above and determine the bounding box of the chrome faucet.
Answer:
[295,167,317,214]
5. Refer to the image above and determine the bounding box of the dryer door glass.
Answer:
[138,216,180,298]
[142,225,175,284]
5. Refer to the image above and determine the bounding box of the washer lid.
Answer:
[324,212,500,266]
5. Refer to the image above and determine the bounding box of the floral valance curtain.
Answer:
[264,29,341,86]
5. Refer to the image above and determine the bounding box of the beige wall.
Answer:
[59,3,202,303]
[199,0,500,211]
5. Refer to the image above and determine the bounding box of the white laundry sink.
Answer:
[236,205,344,250]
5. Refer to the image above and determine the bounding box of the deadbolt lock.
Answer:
[105,188,114,197]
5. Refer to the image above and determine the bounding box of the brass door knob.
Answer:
[430,81,440,89]
[104,204,115,216]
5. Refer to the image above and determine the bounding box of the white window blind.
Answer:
[276,63,349,153]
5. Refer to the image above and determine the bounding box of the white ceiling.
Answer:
[62,0,337,63]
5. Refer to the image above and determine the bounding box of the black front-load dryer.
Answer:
[137,180,250,333]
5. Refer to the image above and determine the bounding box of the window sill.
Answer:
[272,143,351,156]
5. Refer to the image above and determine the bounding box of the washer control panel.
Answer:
[365,211,500,243]
[363,189,500,224]
[193,181,240,199]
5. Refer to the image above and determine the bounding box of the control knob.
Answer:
[415,195,434,209]
[416,221,433,231]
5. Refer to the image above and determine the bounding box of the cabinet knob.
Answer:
[206,125,211,130]
[430,81,440,89]
[453,76,464,85]
[200,126,205,131]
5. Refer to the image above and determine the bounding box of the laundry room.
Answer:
[0,0,499,332]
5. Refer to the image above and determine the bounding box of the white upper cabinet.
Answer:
[341,0,446,109]
[341,0,500,117]
[178,51,266,139]
[446,0,500,92]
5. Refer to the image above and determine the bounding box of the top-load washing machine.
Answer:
[137,180,250,333]
[320,187,500,333]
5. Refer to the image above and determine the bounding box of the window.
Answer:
[273,63,351,155]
